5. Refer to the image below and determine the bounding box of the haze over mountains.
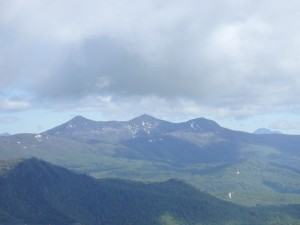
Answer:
[253,128,282,134]
[1,114,300,206]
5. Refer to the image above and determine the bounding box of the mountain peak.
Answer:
[130,114,160,123]
[9,157,75,185]
[187,117,221,131]
[70,115,90,122]
[67,115,97,127]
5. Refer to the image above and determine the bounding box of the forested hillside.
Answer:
[0,158,300,225]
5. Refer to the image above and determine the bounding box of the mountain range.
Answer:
[0,133,10,137]
[1,114,300,205]
[1,158,300,225]
[253,128,282,134]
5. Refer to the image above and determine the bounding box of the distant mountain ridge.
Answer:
[42,114,300,164]
[1,114,300,206]
[0,133,11,137]
[43,114,223,143]
[254,128,282,134]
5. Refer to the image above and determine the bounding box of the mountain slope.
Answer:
[1,115,300,206]
[1,158,300,225]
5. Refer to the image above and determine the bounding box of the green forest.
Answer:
[0,158,300,225]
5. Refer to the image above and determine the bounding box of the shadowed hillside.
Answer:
[1,158,300,225]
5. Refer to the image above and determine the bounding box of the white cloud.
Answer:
[0,116,19,124]
[2,0,300,120]
[269,120,300,131]
[0,98,30,111]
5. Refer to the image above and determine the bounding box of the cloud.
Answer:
[269,120,300,131]
[0,92,31,112]
[0,98,30,111]
[2,0,300,119]
[0,116,19,124]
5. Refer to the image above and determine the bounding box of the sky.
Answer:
[1,0,300,135]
